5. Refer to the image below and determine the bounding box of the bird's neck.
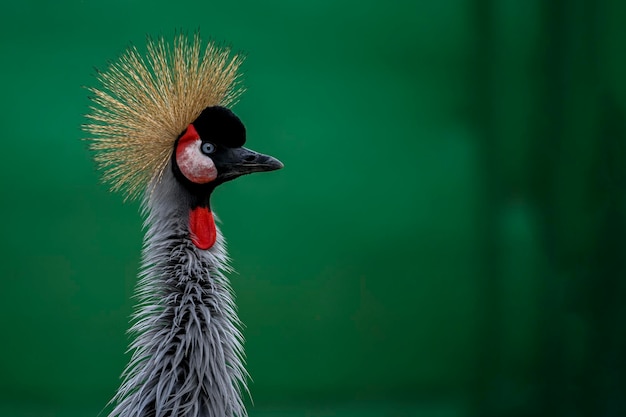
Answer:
[109,172,247,417]
[170,154,220,251]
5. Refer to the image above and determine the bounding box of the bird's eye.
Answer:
[201,142,216,155]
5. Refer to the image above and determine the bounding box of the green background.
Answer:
[1,1,625,416]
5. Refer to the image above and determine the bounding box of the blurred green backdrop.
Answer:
[1,0,625,416]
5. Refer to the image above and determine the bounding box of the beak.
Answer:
[217,147,284,180]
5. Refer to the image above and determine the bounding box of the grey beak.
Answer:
[216,147,283,179]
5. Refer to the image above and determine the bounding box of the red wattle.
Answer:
[189,206,216,250]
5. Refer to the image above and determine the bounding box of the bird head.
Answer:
[172,106,283,196]
[83,34,283,201]
[83,34,283,250]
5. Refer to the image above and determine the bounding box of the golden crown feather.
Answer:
[83,33,245,200]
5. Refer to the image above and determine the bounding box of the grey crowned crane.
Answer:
[83,34,283,417]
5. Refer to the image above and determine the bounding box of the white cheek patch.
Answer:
[176,138,218,184]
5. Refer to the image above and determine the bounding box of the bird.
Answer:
[83,33,283,417]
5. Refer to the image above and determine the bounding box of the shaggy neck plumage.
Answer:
[109,168,248,417]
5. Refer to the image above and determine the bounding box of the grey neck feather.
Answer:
[108,167,248,417]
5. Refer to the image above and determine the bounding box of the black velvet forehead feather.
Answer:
[192,106,246,148]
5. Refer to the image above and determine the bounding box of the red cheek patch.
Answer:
[176,124,218,184]
[189,206,217,250]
